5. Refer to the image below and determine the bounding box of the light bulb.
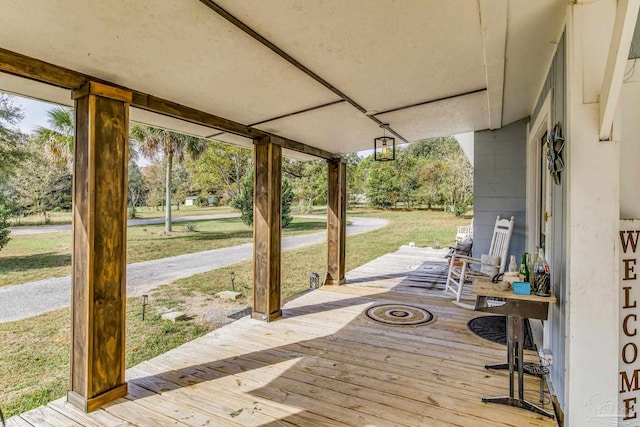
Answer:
[382,140,388,157]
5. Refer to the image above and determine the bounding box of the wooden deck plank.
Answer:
[47,398,133,426]
[196,323,551,427]
[12,247,556,426]
[127,365,317,427]
[19,405,84,427]
[4,416,34,427]
[102,397,189,427]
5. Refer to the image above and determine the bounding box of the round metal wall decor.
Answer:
[365,304,435,326]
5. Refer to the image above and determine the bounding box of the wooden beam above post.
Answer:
[326,158,347,286]
[252,136,283,321]
[0,48,335,160]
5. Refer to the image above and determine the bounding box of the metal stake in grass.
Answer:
[141,294,149,320]
[230,272,236,291]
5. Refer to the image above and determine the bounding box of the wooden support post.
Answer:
[252,136,282,321]
[67,82,131,412]
[326,158,347,285]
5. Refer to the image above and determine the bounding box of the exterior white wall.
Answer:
[454,132,474,166]
[621,65,640,219]
[565,2,621,425]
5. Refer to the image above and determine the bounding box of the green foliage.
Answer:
[0,94,30,179]
[186,141,251,201]
[282,178,294,228]
[230,172,295,227]
[284,159,327,206]
[128,161,148,208]
[365,161,400,208]
[230,171,254,226]
[185,222,199,232]
[359,137,473,215]
[131,124,207,231]
[34,106,74,172]
[196,193,209,207]
[2,148,72,218]
[0,204,11,250]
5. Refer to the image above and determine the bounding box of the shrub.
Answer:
[195,194,209,207]
[0,205,11,250]
[230,172,294,227]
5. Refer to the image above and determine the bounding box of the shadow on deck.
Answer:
[9,246,557,427]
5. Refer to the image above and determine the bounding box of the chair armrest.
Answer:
[450,254,481,264]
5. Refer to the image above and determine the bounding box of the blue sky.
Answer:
[12,95,55,134]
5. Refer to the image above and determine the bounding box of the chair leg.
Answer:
[454,261,467,302]
[445,259,465,303]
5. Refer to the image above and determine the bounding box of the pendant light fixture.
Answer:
[374,124,395,162]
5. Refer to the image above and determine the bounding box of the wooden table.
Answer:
[472,280,557,419]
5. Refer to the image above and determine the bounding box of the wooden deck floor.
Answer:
[9,246,558,426]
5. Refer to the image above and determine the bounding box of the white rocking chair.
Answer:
[456,218,473,242]
[445,215,515,303]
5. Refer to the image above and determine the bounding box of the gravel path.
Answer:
[8,213,241,235]
[0,216,388,322]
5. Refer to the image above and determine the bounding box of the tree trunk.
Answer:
[165,154,173,232]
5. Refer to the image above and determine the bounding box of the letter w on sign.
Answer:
[620,231,640,254]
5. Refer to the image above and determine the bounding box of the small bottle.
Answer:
[531,246,539,273]
[508,255,518,273]
[519,253,530,282]
[534,248,551,296]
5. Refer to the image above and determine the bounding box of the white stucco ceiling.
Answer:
[0,0,567,157]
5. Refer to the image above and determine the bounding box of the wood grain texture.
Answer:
[252,136,282,321]
[326,158,347,285]
[69,82,129,411]
[0,48,333,160]
[19,247,557,426]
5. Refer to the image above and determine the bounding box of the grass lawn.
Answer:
[0,216,328,287]
[158,209,461,302]
[0,209,465,417]
[0,298,210,418]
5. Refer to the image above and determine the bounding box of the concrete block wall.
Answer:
[473,118,527,264]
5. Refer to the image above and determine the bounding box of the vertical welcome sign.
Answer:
[620,220,640,423]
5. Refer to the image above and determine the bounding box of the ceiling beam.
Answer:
[599,0,640,141]
[372,88,487,116]
[479,0,508,130]
[0,47,334,160]
[249,100,345,127]
[199,0,410,144]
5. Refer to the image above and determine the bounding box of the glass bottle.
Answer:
[534,248,551,296]
[508,255,518,273]
[531,246,539,273]
[519,253,530,282]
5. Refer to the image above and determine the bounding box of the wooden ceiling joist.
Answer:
[0,47,335,160]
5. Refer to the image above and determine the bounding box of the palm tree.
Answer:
[34,106,74,172]
[130,124,207,232]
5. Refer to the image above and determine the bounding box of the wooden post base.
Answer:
[67,383,128,413]
[325,278,346,286]
[251,310,283,322]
